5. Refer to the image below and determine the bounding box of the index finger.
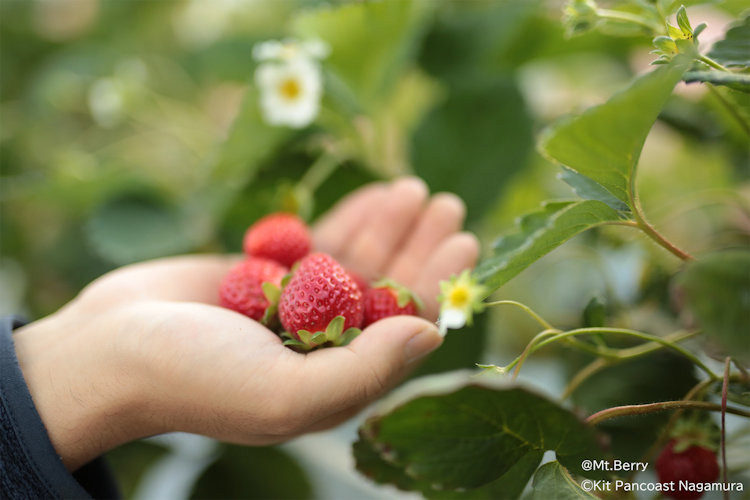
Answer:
[78,254,243,306]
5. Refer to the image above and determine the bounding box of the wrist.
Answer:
[13,309,151,471]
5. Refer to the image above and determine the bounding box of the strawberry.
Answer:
[243,212,311,268]
[656,438,720,499]
[346,268,370,294]
[363,279,422,327]
[219,258,288,321]
[279,253,363,349]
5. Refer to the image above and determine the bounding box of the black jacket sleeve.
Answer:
[1,316,121,500]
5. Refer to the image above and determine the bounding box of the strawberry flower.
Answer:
[437,270,487,336]
[253,38,329,63]
[253,38,329,129]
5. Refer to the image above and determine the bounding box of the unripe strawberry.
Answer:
[243,212,311,267]
[219,258,288,321]
[279,253,363,345]
[656,439,719,500]
[363,280,422,327]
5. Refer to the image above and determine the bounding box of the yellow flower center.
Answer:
[279,78,301,100]
[448,286,470,308]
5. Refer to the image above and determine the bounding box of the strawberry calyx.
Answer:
[668,419,720,453]
[260,281,281,326]
[371,278,424,310]
[282,315,361,351]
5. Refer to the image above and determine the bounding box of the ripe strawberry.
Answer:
[363,279,422,327]
[279,253,363,347]
[656,438,719,500]
[347,269,370,294]
[219,258,288,321]
[243,212,311,268]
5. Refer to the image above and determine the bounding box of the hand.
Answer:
[13,177,479,471]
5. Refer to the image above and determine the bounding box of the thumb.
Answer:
[299,316,443,414]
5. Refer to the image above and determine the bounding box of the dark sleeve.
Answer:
[1,316,121,500]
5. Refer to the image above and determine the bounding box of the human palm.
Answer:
[15,178,478,470]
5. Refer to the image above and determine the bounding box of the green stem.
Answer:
[586,400,750,426]
[721,358,730,499]
[572,330,699,360]
[633,203,694,261]
[596,9,662,32]
[698,54,730,72]
[503,328,718,380]
[297,150,345,194]
[511,329,559,380]
[706,83,750,136]
[561,357,609,400]
[631,378,717,482]
[484,300,555,330]
[560,330,700,400]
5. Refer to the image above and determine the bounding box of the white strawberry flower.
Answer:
[437,270,487,336]
[253,38,329,63]
[255,57,323,128]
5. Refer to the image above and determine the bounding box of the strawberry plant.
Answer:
[2,0,748,497]
[353,3,750,499]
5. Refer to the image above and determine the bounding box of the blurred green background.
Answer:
[1,0,747,498]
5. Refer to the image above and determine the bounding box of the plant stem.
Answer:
[586,400,750,426]
[484,300,555,330]
[297,150,345,194]
[721,357,730,500]
[596,9,661,32]
[511,329,560,380]
[502,328,713,379]
[631,378,718,482]
[698,54,730,72]
[536,328,716,378]
[561,330,700,400]
[706,83,750,136]
[633,206,694,261]
[562,357,609,400]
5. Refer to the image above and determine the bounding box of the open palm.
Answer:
[17,178,479,470]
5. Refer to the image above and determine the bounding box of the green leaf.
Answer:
[675,6,692,37]
[676,250,750,363]
[338,328,361,346]
[354,431,541,499]
[86,193,196,265]
[683,70,750,92]
[475,200,624,293]
[292,0,433,107]
[531,461,596,500]
[106,440,169,499]
[413,76,534,221]
[707,15,750,68]
[539,57,690,207]
[558,167,631,212]
[191,86,290,219]
[261,282,280,304]
[357,384,603,492]
[569,351,699,461]
[582,296,606,329]
[190,444,313,499]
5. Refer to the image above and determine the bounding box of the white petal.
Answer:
[302,39,330,59]
[437,308,466,337]
[256,60,322,128]
[253,40,284,61]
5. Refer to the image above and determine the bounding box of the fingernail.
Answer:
[405,325,443,364]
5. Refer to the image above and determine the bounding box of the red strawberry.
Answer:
[656,439,719,499]
[279,253,363,348]
[243,212,311,268]
[219,258,288,321]
[363,279,422,327]
[347,269,370,294]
